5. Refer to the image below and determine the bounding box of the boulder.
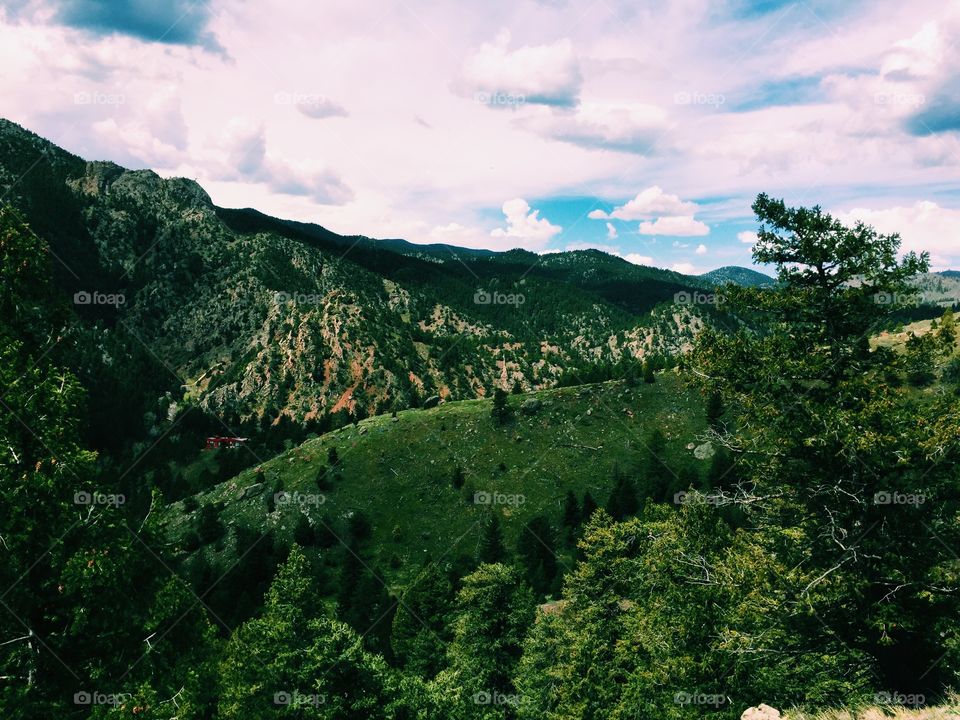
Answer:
[240,482,264,500]
[741,705,780,720]
[520,398,542,415]
[423,395,441,409]
[694,441,716,460]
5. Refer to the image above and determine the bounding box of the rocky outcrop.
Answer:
[742,704,781,720]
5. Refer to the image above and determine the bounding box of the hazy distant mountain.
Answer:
[699,265,776,288]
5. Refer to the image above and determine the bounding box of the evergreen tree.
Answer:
[581,491,598,521]
[391,561,454,677]
[604,467,638,520]
[705,388,724,426]
[293,512,316,546]
[561,490,580,541]
[642,360,655,383]
[220,547,405,719]
[639,428,671,502]
[197,502,226,544]
[491,387,511,425]
[691,194,957,697]
[516,515,558,596]
[477,514,507,564]
[436,563,534,719]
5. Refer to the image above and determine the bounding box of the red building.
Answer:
[204,436,248,450]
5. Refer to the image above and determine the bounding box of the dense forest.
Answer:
[2,183,958,719]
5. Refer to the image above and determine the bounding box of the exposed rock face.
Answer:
[741,704,781,720]
[520,398,542,415]
[0,117,717,428]
[240,482,264,500]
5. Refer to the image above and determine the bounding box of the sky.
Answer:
[1,0,959,273]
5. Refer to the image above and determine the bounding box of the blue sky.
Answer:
[1,0,958,272]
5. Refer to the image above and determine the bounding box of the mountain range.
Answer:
[1,117,955,456]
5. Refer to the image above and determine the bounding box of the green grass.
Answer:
[783,693,960,720]
[162,373,710,589]
[870,319,935,351]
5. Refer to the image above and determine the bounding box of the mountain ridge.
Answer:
[0,118,714,459]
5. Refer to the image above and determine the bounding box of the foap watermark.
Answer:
[674,691,728,708]
[673,491,721,507]
[674,91,725,107]
[474,490,525,507]
[473,289,525,306]
[275,291,324,305]
[74,490,126,508]
[274,690,327,707]
[74,690,131,707]
[875,691,924,708]
[674,291,725,306]
[472,690,520,707]
[872,291,922,306]
[874,92,925,107]
[275,491,325,507]
[474,91,526,108]
[74,290,125,307]
[73,91,125,106]
[273,91,329,108]
[874,491,925,507]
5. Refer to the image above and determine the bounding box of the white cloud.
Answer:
[624,253,655,266]
[296,97,349,119]
[429,222,488,247]
[529,102,669,154]
[460,30,581,107]
[835,201,960,270]
[591,186,698,220]
[4,0,960,262]
[488,198,562,250]
[671,262,699,275]
[695,243,707,255]
[738,231,758,244]
[218,119,351,204]
[639,216,710,237]
[605,222,617,239]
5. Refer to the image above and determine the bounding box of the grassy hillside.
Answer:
[784,694,960,720]
[162,372,711,590]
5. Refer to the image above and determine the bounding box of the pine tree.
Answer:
[705,388,724,426]
[642,360,655,383]
[391,561,454,676]
[561,490,581,529]
[581,491,598,521]
[516,515,558,595]
[293,513,315,546]
[220,547,403,719]
[491,386,511,425]
[437,563,534,717]
[477,514,507,563]
[605,469,638,520]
